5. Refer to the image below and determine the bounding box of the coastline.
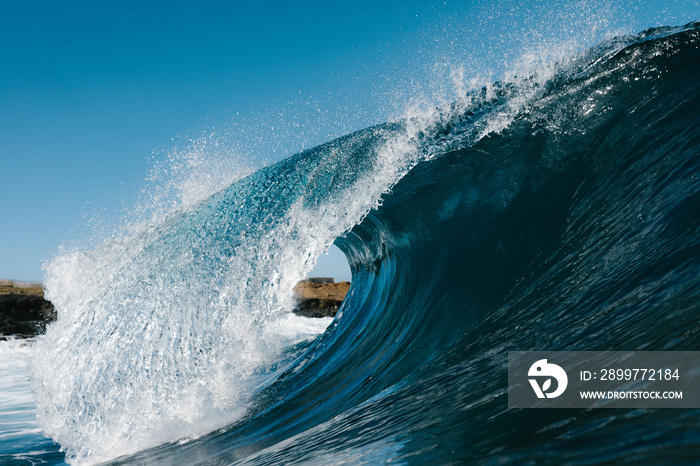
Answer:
[293,279,350,318]
[0,278,349,339]
[0,282,54,338]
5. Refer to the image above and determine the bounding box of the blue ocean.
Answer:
[1,22,700,464]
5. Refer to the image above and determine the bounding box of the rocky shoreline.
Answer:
[0,283,55,338]
[292,278,350,318]
[0,278,349,338]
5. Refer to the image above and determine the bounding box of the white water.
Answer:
[0,339,61,462]
[0,316,329,463]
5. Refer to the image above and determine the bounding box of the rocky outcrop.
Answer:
[0,289,56,338]
[293,280,350,318]
[0,277,348,338]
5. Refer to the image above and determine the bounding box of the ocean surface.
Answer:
[1,22,700,465]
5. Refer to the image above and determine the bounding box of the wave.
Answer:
[29,22,700,464]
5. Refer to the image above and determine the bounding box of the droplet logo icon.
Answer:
[528,359,568,398]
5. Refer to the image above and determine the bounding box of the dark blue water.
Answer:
[4,22,700,465]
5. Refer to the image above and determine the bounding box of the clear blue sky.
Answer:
[1,0,697,282]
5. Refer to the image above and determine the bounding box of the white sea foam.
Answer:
[0,339,46,452]
[0,338,35,408]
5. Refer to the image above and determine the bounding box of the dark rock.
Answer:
[294,298,344,318]
[0,293,56,338]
